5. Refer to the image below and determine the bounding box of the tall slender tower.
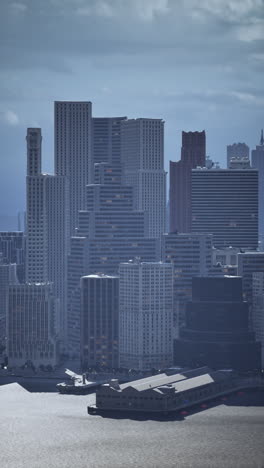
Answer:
[121,118,166,238]
[54,101,92,234]
[251,130,264,247]
[170,131,206,233]
[26,129,46,282]
[26,128,69,342]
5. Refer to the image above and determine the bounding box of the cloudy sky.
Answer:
[0,0,263,218]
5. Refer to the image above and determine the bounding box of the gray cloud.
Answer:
[0,0,263,214]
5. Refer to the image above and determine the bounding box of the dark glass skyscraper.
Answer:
[174,276,261,370]
[170,131,206,233]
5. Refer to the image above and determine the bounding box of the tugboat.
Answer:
[57,369,101,394]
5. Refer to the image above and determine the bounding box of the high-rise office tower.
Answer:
[26,128,69,342]
[94,162,122,185]
[119,261,174,371]
[54,101,92,234]
[121,118,166,238]
[227,142,250,168]
[7,283,59,367]
[252,272,264,367]
[174,276,261,370]
[67,236,159,358]
[170,131,206,233]
[237,252,264,306]
[0,260,18,351]
[67,180,158,357]
[80,274,119,369]
[86,184,135,212]
[161,232,212,331]
[191,167,258,250]
[251,130,264,247]
[0,231,25,283]
[92,117,127,166]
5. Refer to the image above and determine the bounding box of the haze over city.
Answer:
[1,2,264,468]
[0,0,264,215]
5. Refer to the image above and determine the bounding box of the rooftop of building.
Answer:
[119,260,172,266]
[193,167,257,172]
[81,273,119,279]
[164,232,213,237]
[237,251,264,256]
[103,367,231,395]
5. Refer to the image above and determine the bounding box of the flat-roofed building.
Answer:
[121,118,166,238]
[174,276,261,371]
[161,232,212,331]
[237,252,264,305]
[93,367,238,414]
[7,283,59,367]
[191,168,258,250]
[119,261,174,371]
[54,101,92,235]
[170,131,206,233]
[252,272,264,367]
[81,274,119,369]
[0,261,18,350]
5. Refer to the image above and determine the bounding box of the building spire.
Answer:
[260,129,264,146]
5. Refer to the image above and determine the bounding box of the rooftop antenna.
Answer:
[260,129,264,146]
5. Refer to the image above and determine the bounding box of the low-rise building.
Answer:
[93,367,238,414]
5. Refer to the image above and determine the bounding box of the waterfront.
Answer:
[0,383,264,468]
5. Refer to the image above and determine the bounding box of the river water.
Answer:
[0,383,264,468]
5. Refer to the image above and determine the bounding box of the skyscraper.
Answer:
[67,179,158,358]
[191,167,258,250]
[252,272,264,367]
[92,117,127,166]
[251,130,264,247]
[170,131,206,233]
[121,118,166,238]
[54,101,92,234]
[26,128,69,343]
[0,231,25,283]
[119,261,174,371]
[7,283,59,368]
[237,252,264,306]
[227,142,250,169]
[161,232,212,331]
[0,260,18,352]
[174,276,261,371]
[80,274,119,369]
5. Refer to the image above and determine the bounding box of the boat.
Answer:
[56,369,104,394]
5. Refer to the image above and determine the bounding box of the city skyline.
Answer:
[0,0,264,215]
[0,100,263,221]
[1,3,264,466]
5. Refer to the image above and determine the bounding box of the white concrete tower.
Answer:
[54,101,92,234]
[119,260,173,371]
[121,119,166,238]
